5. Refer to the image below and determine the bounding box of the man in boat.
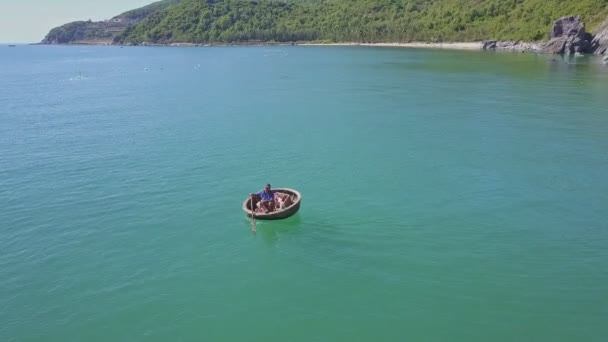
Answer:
[252,184,275,212]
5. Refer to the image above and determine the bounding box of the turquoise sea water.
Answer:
[1,46,608,341]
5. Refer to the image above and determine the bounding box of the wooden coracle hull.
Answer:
[243,188,301,220]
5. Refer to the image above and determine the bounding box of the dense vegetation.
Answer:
[118,0,183,21]
[44,0,608,44]
[117,0,310,43]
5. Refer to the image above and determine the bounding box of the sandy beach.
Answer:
[302,42,483,50]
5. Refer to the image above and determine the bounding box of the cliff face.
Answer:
[41,20,128,44]
[591,18,608,55]
[40,0,181,44]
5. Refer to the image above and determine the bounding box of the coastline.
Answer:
[36,40,567,55]
[37,41,484,50]
[36,40,544,53]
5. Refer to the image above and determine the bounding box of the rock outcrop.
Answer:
[482,40,541,52]
[542,16,593,54]
[482,40,497,50]
[591,18,608,55]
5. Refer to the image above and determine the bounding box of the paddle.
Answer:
[250,195,256,233]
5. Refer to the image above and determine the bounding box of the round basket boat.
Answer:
[243,188,301,220]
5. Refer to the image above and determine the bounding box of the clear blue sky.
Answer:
[0,0,155,43]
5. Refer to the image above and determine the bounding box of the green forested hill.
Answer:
[43,0,608,44]
[115,0,608,44]
[118,0,183,21]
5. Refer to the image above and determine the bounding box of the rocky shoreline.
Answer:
[484,16,608,56]
[482,41,542,53]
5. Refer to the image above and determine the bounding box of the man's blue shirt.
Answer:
[258,190,274,201]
